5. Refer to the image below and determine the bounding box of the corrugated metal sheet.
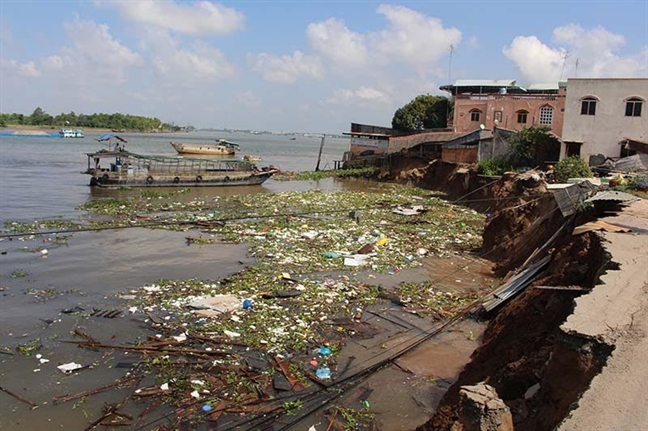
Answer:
[526,83,560,91]
[389,132,461,153]
[586,191,640,204]
[452,79,517,87]
[551,180,598,216]
[481,255,552,312]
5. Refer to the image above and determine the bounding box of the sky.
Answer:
[1,1,647,134]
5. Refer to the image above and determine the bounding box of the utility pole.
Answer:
[315,134,325,171]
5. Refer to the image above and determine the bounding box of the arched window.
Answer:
[539,106,553,125]
[625,97,644,117]
[469,109,481,122]
[580,96,598,115]
[516,110,529,124]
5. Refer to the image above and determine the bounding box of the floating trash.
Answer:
[315,367,331,379]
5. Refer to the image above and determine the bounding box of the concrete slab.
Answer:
[558,201,648,430]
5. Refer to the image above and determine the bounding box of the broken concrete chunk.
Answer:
[457,382,513,431]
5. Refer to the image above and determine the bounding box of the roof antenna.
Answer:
[560,50,571,80]
[575,58,580,78]
[448,43,455,84]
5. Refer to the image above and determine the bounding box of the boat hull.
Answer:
[84,149,276,188]
[170,141,235,155]
[88,171,275,187]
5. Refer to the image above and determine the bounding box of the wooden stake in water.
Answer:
[315,135,325,171]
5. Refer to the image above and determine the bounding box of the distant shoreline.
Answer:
[1,124,184,134]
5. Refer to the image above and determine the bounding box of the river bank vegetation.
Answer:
[0,107,186,132]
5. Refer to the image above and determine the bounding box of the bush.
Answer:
[554,156,593,182]
[477,158,516,176]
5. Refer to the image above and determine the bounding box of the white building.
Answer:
[562,78,648,163]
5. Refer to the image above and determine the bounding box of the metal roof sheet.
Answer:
[451,79,517,87]
[526,83,560,91]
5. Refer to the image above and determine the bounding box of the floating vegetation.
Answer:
[9,182,490,430]
[274,167,380,181]
[15,338,42,357]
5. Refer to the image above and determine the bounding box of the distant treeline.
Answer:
[0,107,190,132]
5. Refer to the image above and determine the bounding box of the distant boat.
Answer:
[83,148,277,187]
[243,154,261,163]
[59,129,84,138]
[289,137,297,140]
[170,139,240,156]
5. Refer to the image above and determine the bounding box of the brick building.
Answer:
[440,80,566,137]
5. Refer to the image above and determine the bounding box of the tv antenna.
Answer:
[448,44,455,83]
[560,50,571,80]
[575,58,580,78]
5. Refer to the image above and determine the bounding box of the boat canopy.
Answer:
[97,134,128,143]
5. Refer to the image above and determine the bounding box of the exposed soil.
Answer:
[418,232,613,431]
[369,154,626,431]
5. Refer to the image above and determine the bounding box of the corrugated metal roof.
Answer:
[526,83,560,91]
[389,131,461,152]
[452,79,517,87]
[586,191,640,204]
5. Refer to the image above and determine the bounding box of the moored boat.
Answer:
[59,129,84,138]
[170,139,239,156]
[83,149,277,187]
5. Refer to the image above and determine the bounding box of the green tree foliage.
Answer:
[392,95,449,132]
[508,126,561,167]
[0,108,180,132]
[554,156,593,182]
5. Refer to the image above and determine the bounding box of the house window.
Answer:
[517,110,528,124]
[494,111,503,123]
[539,106,553,125]
[625,98,643,117]
[580,97,597,115]
[470,109,481,122]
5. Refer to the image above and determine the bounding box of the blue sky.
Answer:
[1,1,647,133]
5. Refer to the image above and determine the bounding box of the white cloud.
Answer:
[249,51,325,84]
[58,18,144,80]
[101,0,244,35]
[326,86,391,107]
[139,28,235,81]
[503,24,648,82]
[371,4,461,66]
[0,59,41,77]
[306,18,369,69]
[236,90,261,107]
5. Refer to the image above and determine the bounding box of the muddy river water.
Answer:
[0,131,495,430]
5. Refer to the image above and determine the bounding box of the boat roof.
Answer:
[86,150,254,165]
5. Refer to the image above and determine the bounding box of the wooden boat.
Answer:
[170,139,239,156]
[83,149,278,187]
[59,129,84,138]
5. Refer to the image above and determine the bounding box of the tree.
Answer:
[392,95,449,132]
[508,126,561,168]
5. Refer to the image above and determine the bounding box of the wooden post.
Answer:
[315,135,325,171]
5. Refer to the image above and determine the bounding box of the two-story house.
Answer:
[440,80,566,137]
[561,78,648,162]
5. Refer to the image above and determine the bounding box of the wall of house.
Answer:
[442,147,478,164]
[562,78,648,161]
[452,90,566,137]
[349,136,389,156]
